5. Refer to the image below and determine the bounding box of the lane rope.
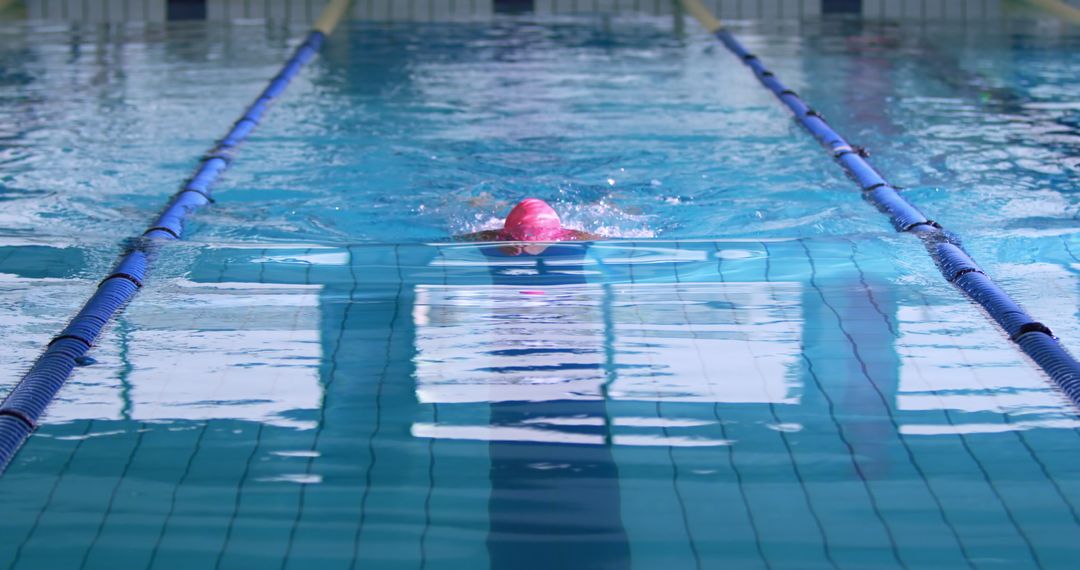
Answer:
[677,0,1080,407]
[0,0,354,473]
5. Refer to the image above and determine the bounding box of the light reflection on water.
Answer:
[4,239,1080,568]
[27,239,1072,435]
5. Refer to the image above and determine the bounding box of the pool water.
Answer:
[1,13,1079,569]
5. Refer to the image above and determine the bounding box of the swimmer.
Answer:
[456,198,601,250]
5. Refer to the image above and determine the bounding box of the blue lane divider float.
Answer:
[709,27,1080,405]
[0,30,329,472]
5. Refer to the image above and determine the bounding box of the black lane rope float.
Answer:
[0,0,354,473]
[678,0,1080,407]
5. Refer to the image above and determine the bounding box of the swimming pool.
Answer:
[1,9,1079,569]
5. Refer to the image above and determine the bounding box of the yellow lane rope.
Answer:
[677,0,724,32]
[314,0,354,36]
[1023,0,1080,23]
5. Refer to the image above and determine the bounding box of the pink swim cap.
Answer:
[501,198,565,241]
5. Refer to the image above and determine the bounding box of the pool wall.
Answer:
[19,0,1064,25]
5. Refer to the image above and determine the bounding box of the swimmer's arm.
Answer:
[453,230,504,242]
[562,229,605,241]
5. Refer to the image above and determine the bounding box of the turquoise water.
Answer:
[1,14,1079,569]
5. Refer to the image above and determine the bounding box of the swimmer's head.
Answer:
[502,198,564,241]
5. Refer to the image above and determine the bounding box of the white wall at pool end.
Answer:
[27,0,165,22]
